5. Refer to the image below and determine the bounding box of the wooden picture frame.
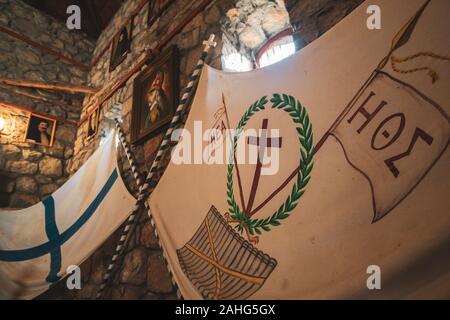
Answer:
[131,46,179,145]
[86,107,100,141]
[148,0,175,28]
[24,113,57,147]
[110,17,133,72]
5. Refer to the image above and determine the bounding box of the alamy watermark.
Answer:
[66,5,81,30]
[171,121,281,176]
[367,5,381,30]
[66,265,81,290]
[366,265,381,290]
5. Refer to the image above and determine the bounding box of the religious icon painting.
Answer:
[147,0,175,28]
[131,46,179,144]
[86,107,100,141]
[24,113,56,147]
[109,17,133,72]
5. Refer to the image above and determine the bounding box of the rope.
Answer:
[94,121,154,299]
[390,52,450,83]
[95,34,217,299]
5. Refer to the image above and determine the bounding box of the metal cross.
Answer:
[203,34,217,50]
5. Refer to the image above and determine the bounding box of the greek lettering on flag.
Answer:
[332,0,450,221]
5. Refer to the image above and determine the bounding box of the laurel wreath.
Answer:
[227,94,314,236]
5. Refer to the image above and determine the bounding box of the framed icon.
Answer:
[24,113,56,147]
[131,46,179,144]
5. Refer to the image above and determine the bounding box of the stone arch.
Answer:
[220,0,292,71]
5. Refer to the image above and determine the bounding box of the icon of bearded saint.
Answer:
[115,28,129,61]
[144,71,169,129]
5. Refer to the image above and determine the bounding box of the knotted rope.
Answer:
[96,34,217,299]
[390,52,450,83]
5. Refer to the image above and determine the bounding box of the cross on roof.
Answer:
[203,34,217,50]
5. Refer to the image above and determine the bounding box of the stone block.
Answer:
[178,27,200,49]
[55,125,76,144]
[39,156,63,177]
[35,175,53,184]
[16,176,38,194]
[139,222,160,249]
[205,5,221,24]
[146,252,173,294]
[5,160,38,174]
[0,144,21,159]
[120,248,148,286]
[40,183,58,196]
[10,193,39,208]
[22,149,43,161]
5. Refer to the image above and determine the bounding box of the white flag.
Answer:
[0,132,136,299]
[149,0,450,299]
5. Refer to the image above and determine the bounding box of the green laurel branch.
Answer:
[227,93,314,236]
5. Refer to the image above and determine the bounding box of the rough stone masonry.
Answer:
[0,0,94,208]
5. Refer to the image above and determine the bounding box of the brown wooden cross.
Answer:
[245,118,282,216]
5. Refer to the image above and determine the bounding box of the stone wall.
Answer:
[41,0,237,301]
[36,0,364,300]
[67,0,233,179]
[286,0,364,50]
[219,0,364,70]
[0,0,95,208]
[0,105,75,207]
[221,0,291,68]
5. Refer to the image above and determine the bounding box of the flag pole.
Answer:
[93,120,153,296]
[256,1,433,209]
[96,34,217,299]
[314,0,431,153]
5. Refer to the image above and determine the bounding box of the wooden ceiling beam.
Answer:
[0,101,78,126]
[0,78,99,95]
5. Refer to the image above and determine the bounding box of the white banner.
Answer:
[0,132,136,299]
[149,0,450,299]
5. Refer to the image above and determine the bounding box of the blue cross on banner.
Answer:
[0,132,136,299]
[0,170,118,284]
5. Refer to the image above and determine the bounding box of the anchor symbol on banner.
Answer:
[225,118,283,244]
[222,93,314,245]
[178,93,313,300]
